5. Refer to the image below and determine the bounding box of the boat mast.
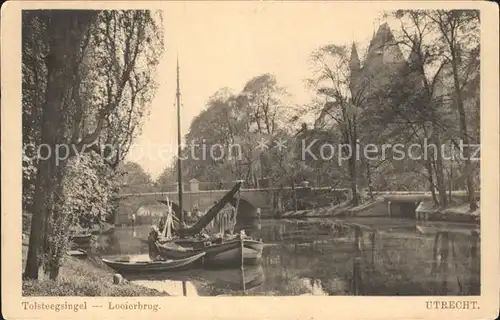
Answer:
[176,55,185,229]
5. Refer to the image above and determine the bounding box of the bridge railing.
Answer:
[117,186,351,197]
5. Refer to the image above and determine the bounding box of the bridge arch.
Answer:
[229,198,259,222]
[116,194,260,228]
[133,201,171,225]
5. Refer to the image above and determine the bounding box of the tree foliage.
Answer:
[22,10,164,280]
[159,75,294,189]
[156,9,479,215]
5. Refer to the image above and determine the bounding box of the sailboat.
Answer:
[152,182,263,267]
[149,58,263,268]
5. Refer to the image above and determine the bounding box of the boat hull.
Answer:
[102,252,205,274]
[156,238,263,268]
[70,234,93,249]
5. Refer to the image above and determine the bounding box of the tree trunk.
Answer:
[24,41,67,278]
[450,57,477,211]
[24,168,50,279]
[49,260,60,280]
[435,157,448,207]
[366,162,374,200]
[349,116,359,206]
[349,158,358,206]
[448,164,453,204]
[431,130,448,207]
[24,12,96,280]
[425,158,439,206]
[269,177,275,217]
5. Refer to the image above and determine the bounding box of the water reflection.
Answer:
[131,278,198,296]
[121,265,265,296]
[299,278,328,296]
[97,218,480,296]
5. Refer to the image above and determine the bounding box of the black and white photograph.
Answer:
[1,1,499,319]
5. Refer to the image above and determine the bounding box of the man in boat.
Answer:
[131,213,136,228]
[192,206,200,223]
[148,225,161,261]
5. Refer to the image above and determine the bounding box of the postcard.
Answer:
[1,1,498,319]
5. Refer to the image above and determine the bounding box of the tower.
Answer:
[349,42,362,101]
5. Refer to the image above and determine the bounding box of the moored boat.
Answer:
[142,181,263,267]
[102,252,206,273]
[67,249,88,258]
[155,236,263,268]
[90,223,116,235]
[70,233,92,245]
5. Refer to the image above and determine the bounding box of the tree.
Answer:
[240,74,287,136]
[156,165,177,191]
[43,153,117,279]
[22,10,164,280]
[23,10,98,280]
[426,10,479,210]
[307,44,367,206]
[239,74,289,191]
[361,14,450,205]
[265,127,316,213]
[119,161,153,193]
[22,12,48,209]
[181,88,243,184]
[381,9,480,208]
[88,11,164,169]
[173,75,290,190]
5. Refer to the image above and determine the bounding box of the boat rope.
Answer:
[158,198,175,239]
[178,181,242,236]
[166,198,174,239]
[160,199,169,238]
[165,211,173,240]
[232,189,241,234]
[219,210,224,235]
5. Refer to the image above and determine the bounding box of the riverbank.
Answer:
[281,197,387,218]
[280,197,480,223]
[22,244,167,296]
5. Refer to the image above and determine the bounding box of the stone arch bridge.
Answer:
[114,184,477,226]
[114,187,350,225]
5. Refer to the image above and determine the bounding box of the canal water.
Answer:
[97,218,480,296]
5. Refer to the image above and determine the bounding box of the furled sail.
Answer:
[178,182,242,236]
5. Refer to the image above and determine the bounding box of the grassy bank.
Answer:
[22,246,167,296]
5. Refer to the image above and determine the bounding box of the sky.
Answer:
[127,2,395,179]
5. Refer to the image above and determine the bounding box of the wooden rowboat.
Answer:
[70,233,92,244]
[67,249,87,258]
[102,252,206,274]
[90,223,115,235]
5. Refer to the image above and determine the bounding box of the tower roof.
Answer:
[356,23,408,98]
[368,22,393,53]
[350,42,361,72]
[363,22,405,72]
[404,36,426,89]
